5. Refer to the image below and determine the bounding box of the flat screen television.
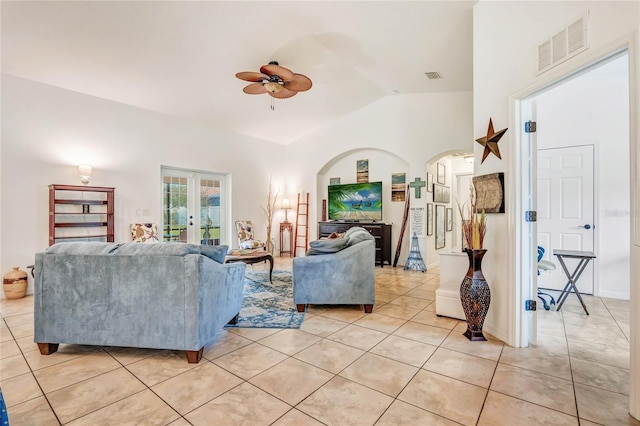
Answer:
[328,181,383,221]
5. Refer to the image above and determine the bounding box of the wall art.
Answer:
[427,203,434,236]
[357,159,369,183]
[437,162,446,184]
[433,184,451,203]
[435,204,446,249]
[473,172,505,213]
[391,173,406,202]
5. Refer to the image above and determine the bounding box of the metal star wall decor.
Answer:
[475,118,508,164]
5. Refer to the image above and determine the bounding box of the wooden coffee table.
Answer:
[224,250,274,283]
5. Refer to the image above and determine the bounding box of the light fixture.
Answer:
[78,164,92,185]
[263,81,284,93]
[281,198,291,223]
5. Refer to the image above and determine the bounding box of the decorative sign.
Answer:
[410,207,425,238]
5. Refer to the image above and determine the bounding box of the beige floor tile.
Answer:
[353,313,406,334]
[404,288,436,300]
[225,326,280,341]
[565,324,629,349]
[34,351,122,394]
[257,329,322,355]
[213,342,288,380]
[250,357,333,405]
[478,390,578,426]
[571,358,629,395]
[0,296,34,318]
[299,315,348,337]
[339,352,418,397]
[440,331,504,361]
[152,361,243,415]
[294,339,364,374]
[102,346,157,365]
[3,312,32,328]
[568,339,629,369]
[124,350,199,387]
[297,376,393,426]
[423,347,496,387]
[1,353,30,381]
[601,297,630,312]
[499,340,572,381]
[47,367,146,423]
[327,324,388,351]
[6,395,59,425]
[490,363,576,416]
[271,408,324,425]
[167,418,191,426]
[398,369,486,426]
[1,372,42,408]
[376,399,459,425]
[563,310,624,332]
[24,344,104,371]
[410,310,460,330]
[201,330,253,360]
[375,291,401,303]
[0,322,13,343]
[0,339,20,359]
[387,295,432,309]
[392,321,451,346]
[370,335,437,368]
[575,383,640,425]
[66,389,179,425]
[15,335,39,353]
[185,382,290,426]
[373,303,422,320]
[316,305,367,322]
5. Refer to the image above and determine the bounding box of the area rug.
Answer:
[226,269,304,329]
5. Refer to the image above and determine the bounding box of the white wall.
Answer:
[473,1,639,346]
[535,54,630,299]
[287,92,474,265]
[1,75,287,294]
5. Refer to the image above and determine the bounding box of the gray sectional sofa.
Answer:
[293,226,376,313]
[34,242,246,363]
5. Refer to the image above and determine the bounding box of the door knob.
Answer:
[581,224,591,230]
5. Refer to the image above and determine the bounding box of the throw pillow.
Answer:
[306,237,349,256]
[200,245,229,263]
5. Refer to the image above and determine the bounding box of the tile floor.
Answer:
[1,257,638,425]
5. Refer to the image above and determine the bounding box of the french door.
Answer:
[161,167,227,245]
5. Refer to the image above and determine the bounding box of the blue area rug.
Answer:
[226,269,304,329]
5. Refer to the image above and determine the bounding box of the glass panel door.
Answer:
[161,167,226,245]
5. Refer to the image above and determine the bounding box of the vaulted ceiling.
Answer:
[1,1,475,144]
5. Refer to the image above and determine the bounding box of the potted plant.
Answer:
[457,185,490,341]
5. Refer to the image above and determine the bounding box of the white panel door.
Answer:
[537,145,594,293]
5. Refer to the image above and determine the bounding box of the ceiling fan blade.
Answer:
[260,64,294,81]
[269,88,298,99]
[243,83,268,95]
[286,74,312,92]
[236,72,268,82]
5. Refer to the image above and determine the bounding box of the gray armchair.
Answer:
[293,227,376,313]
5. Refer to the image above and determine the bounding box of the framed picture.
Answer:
[435,204,446,249]
[426,172,433,192]
[437,162,446,184]
[426,203,434,236]
[391,173,406,202]
[357,159,369,183]
[433,184,451,203]
[446,208,453,231]
[473,172,505,213]
[329,177,341,185]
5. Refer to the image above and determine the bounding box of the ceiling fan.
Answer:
[235,61,312,102]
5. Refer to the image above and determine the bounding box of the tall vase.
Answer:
[460,248,490,341]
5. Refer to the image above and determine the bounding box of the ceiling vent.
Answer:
[424,71,443,80]
[537,12,589,75]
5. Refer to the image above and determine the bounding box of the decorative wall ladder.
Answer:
[294,192,309,257]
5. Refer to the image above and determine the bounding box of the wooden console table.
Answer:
[318,221,392,267]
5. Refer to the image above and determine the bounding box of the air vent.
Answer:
[537,12,589,75]
[424,71,443,80]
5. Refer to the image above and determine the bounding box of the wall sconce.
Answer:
[281,198,291,223]
[78,164,92,185]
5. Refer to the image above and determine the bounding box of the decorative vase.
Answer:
[460,248,490,341]
[3,267,28,299]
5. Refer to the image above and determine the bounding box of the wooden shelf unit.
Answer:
[49,184,115,246]
[318,221,392,267]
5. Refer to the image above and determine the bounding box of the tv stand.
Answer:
[318,221,391,267]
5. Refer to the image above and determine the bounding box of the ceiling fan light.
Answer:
[264,82,283,93]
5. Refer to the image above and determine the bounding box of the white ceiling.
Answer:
[1,1,475,145]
